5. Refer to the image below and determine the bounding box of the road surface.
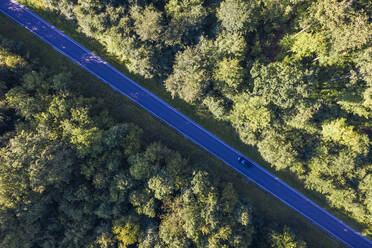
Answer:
[0,1,371,247]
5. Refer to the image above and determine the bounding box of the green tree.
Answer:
[217,0,258,34]
[125,44,158,79]
[282,32,328,62]
[102,123,143,156]
[321,118,369,154]
[61,106,103,157]
[250,62,315,109]
[257,130,299,171]
[213,57,245,97]
[0,47,27,72]
[148,172,175,200]
[260,0,303,31]
[42,0,76,19]
[270,226,307,248]
[128,143,166,181]
[296,0,372,65]
[113,216,140,246]
[214,31,247,58]
[191,170,212,198]
[6,86,42,120]
[164,0,208,45]
[359,174,372,216]
[357,47,372,87]
[202,96,228,120]
[138,224,163,248]
[129,188,156,218]
[159,197,190,248]
[230,94,272,145]
[234,204,252,227]
[165,38,213,103]
[131,5,164,42]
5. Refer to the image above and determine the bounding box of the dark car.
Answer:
[238,156,252,167]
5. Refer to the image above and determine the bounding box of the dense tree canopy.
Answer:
[217,0,259,34]
[30,0,372,235]
[0,35,318,248]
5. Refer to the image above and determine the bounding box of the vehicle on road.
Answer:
[238,156,252,168]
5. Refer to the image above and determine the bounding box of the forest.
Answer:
[35,0,372,235]
[0,34,312,247]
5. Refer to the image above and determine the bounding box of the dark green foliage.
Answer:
[165,37,214,103]
[250,62,316,109]
[217,0,259,34]
[296,0,372,65]
[164,0,208,46]
[0,38,259,248]
[270,226,307,248]
[10,0,372,241]
[131,4,164,42]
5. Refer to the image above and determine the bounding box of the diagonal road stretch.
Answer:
[1,1,371,247]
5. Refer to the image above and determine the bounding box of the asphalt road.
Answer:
[1,1,371,247]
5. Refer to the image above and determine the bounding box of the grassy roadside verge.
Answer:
[0,6,350,248]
